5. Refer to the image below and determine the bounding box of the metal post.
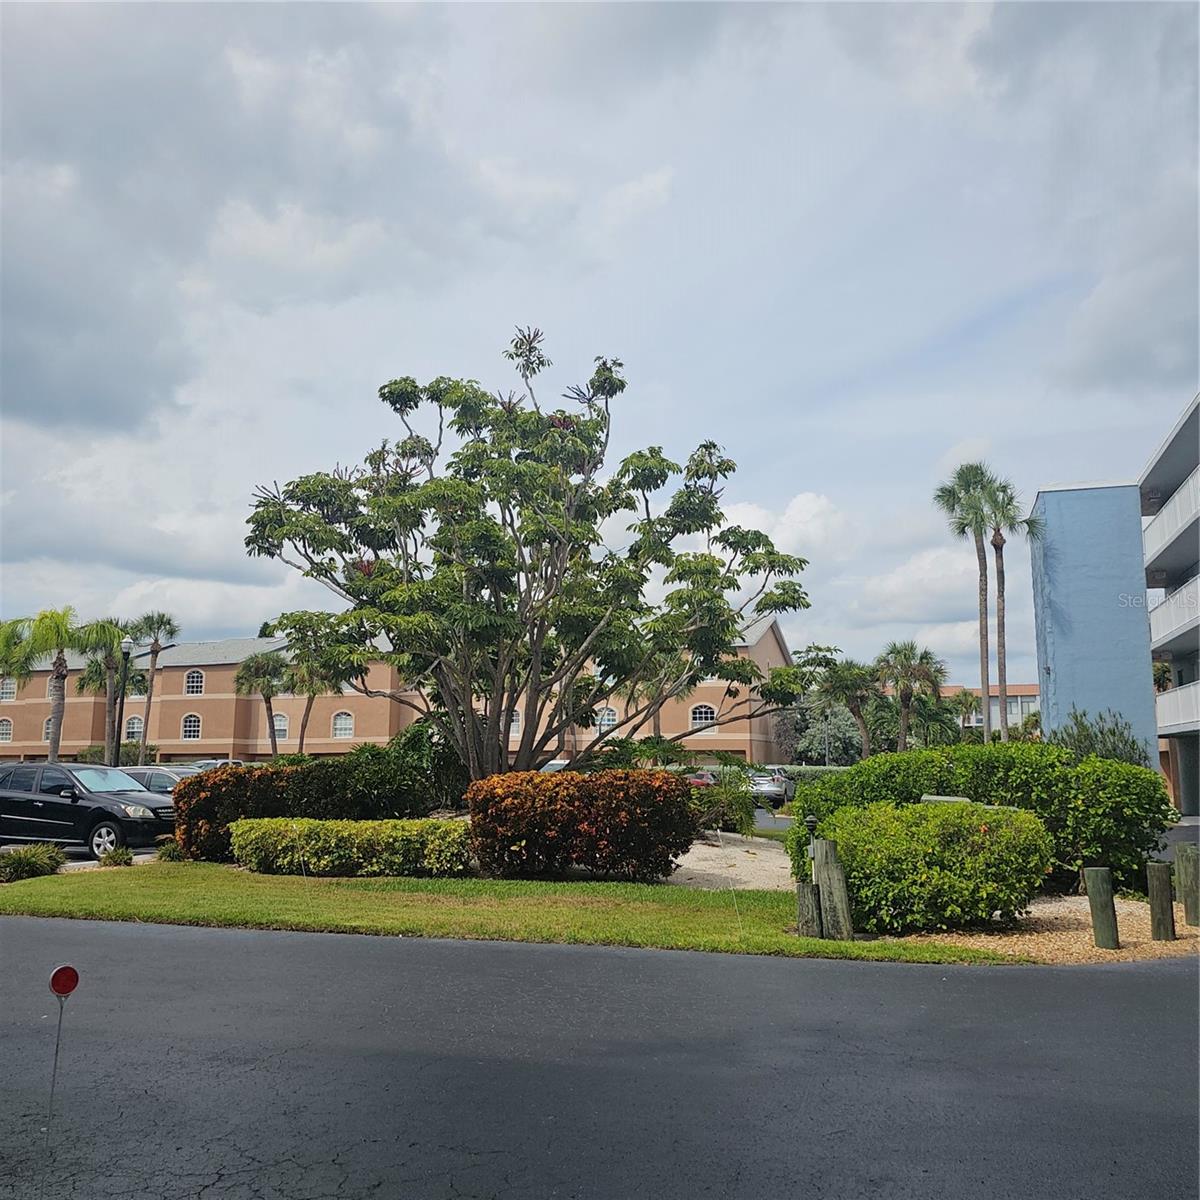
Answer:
[113,639,132,766]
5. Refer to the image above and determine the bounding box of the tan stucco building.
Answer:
[0,620,795,766]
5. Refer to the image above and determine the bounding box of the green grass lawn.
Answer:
[0,863,1008,964]
[749,827,791,846]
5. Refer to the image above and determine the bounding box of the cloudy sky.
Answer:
[1,2,1196,685]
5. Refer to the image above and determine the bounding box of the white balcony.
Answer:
[1144,466,1200,580]
[1149,575,1200,654]
[1157,680,1200,736]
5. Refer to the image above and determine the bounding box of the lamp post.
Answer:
[114,636,134,766]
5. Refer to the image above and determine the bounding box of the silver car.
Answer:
[749,770,794,807]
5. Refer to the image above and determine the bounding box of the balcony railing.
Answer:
[1149,575,1200,648]
[1157,680,1200,735]
[1144,465,1199,566]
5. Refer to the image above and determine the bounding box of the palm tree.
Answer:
[284,656,351,754]
[0,619,34,695]
[235,651,288,757]
[949,688,980,739]
[76,653,148,760]
[74,618,129,765]
[982,477,1044,742]
[817,658,880,760]
[908,693,959,748]
[934,463,996,741]
[874,640,947,754]
[1153,661,1173,693]
[17,608,91,762]
[129,611,180,765]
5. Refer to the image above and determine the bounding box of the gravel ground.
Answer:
[669,831,795,891]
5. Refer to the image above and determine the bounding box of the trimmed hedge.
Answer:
[788,802,1053,933]
[468,769,697,882]
[174,726,468,862]
[229,818,470,877]
[791,743,1174,889]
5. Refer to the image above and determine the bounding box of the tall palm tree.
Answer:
[284,656,352,754]
[74,617,128,765]
[817,658,880,760]
[0,619,35,695]
[949,688,980,739]
[908,693,959,748]
[875,640,947,754]
[982,477,1044,742]
[129,611,180,765]
[17,608,91,762]
[235,651,288,757]
[934,463,996,741]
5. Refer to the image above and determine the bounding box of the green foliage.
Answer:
[774,765,850,783]
[74,742,159,766]
[789,802,1052,933]
[229,818,470,878]
[789,742,1175,891]
[99,846,135,867]
[0,842,67,882]
[793,699,862,766]
[155,837,187,862]
[467,769,698,882]
[246,330,818,778]
[174,727,468,861]
[1047,707,1150,768]
[690,765,756,834]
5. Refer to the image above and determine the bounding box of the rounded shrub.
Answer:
[792,749,953,823]
[802,801,1053,934]
[0,842,66,883]
[99,846,135,868]
[468,769,697,882]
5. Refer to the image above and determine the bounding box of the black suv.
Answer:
[0,763,175,859]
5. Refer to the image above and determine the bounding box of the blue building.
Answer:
[1030,482,1159,767]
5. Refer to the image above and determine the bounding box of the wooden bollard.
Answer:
[1147,862,1176,941]
[1083,867,1119,950]
[796,880,822,938]
[1176,843,1199,927]
[813,839,853,941]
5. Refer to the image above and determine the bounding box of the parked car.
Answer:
[539,759,572,773]
[684,770,718,788]
[749,770,795,807]
[183,758,244,768]
[123,765,204,796]
[0,762,175,858]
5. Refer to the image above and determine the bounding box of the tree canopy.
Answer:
[248,328,822,777]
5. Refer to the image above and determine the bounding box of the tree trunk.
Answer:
[47,650,67,763]
[138,644,159,766]
[850,705,871,759]
[104,659,117,766]
[993,529,1009,743]
[265,695,279,757]
[973,529,991,741]
[897,690,911,753]
[652,705,662,739]
[298,693,315,754]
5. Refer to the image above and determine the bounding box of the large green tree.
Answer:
[234,651,288,757]
[815,657,880,760]
[248,329,819,778]
[933,462,995,741]
[128,611,180,765]
[874,640,947,754]
[981,476,1043,742]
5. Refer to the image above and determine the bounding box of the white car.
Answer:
[749,771,795,807]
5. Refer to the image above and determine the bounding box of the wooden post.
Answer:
[1176,843,1199,927]
[1083,867,1119,950]
[796,880,822,938]
[1146,862,1176,941]
[813,839,853,941]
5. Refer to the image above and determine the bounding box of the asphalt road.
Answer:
[1,918,1196,1200]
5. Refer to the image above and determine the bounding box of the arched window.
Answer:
[0,718,11,743]
[42,717,53,741]
[272,713,289,741]
[332,711,354,739]
[181,714,202,740]
[0,677,15,701]
[184,670,205,696]
[125,715,144,743]
[508,710,520,733]
[690,704,717,732]
[596,706,618,733]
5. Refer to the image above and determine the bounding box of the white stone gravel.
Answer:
[669,831,794,891]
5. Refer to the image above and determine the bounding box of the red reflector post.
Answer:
[49,965,79,998]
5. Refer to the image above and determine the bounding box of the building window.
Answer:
[273,713,289,741]
[125,715,144,743]
[181,714,201,740]
[508,710,520,734]
[332,711,354,739]
[0,719,11,743]
[0,678,15,701]
[596,706,618,733]
[42,717,52,741]
[184,670,205,696]
[690,704,717,732]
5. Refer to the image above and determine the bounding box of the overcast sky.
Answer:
[1,2,1196,686]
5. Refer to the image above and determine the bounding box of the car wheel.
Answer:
[88,821,125,860]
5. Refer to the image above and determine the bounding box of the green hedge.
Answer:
[788,802,1053,933]
[0,843,66,883]
[229,818,470,877]
[790,743,1174,888]
[174,725,468,861]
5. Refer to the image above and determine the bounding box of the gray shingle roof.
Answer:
[145,637,290,667]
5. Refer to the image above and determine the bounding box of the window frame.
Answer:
[184,670,205,696]
[181,713,202,741]
[42,716,52,742]
[331,711,355,740]
[125,714,144,743]
[689,704,718,734]
[595,706,619,734]
[0,718,11,743]
[0,677,15,702]
[272,712,289,741]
